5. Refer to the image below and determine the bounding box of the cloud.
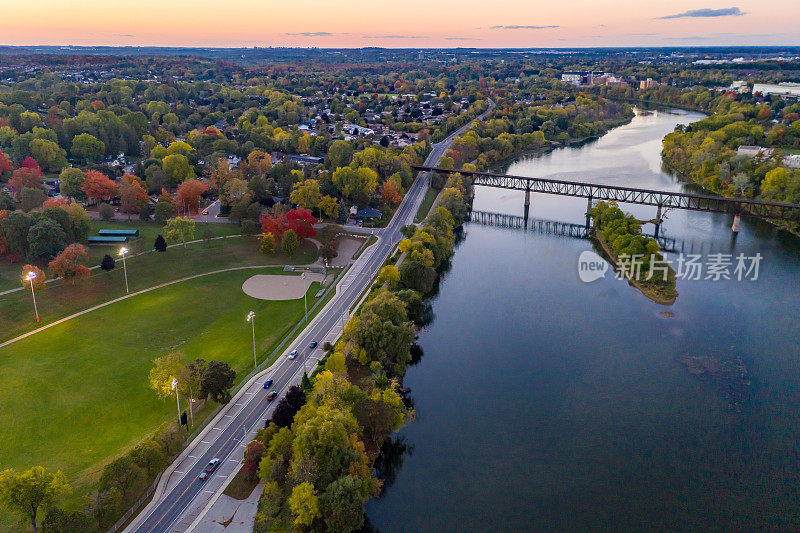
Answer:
[626,32,660,36]
[445,37,481,41]
[489,25,559,30]
[284,32,333,37]
[657,7,745,19]
[362,35,425,39]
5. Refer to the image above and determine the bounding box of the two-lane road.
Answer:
[128,99,494,532]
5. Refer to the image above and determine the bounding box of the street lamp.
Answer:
[119,246,129,293]
[25,271,39,322]
[246,311,257,370]
[171,377,181,426]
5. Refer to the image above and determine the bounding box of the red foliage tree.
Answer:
[21,264,46,289]
[286,208,317,239]
[21,157,41,171]
[48,243,90,282]
[242,440,265,480]
[8,166,43,194]
[81,170,119,203]
[118,174,148,217]
[0,149,11,176]
[0,210,8,256]
[260,211,290,240]
[381,179,402,205]
[42,197,69,209]
[176,178,210,214]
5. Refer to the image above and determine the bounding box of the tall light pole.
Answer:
[171,377,181,426]
[119,246,129,293]
[247,311,257,370]
[25,271,39,322]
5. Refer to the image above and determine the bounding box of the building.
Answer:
[561,72,586,85]
[737,145,774,158]
[753,83,800,98]
[730,80,750,94]
[639,78,659,90]
[287,154,324,166]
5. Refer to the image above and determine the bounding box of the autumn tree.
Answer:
[0,466,70,531]
[245,150,271,178]
[332,166,378,202]
[9,166,43,197]
[164,216,196,248]
[176,178,209,214]
[290,179,322,210]
[148,352,184,400]
[118,174,148,220]
[289,482,320,528]
[286,208,317,239]
[81,170,118,204]
[162,153,195,185]
[376,265,400,289]
[318,195,339,220]
[21,265,46,290]
[381,179,402,205]
[243,440,265,481]
[260,210,290,240]
[48,243,90,282]
[259,232,276,255]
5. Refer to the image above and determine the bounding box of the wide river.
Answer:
[366,109,800,531]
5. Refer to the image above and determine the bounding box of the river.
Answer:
[366,109,800,531]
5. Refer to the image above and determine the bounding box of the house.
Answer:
[355,207,382,220]
[737,146,774,158]
[287,154,324,166]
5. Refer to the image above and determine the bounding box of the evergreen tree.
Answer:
[100,254,115,271]
[154,234,167,252]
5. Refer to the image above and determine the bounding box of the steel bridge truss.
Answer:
[413,166,800,222]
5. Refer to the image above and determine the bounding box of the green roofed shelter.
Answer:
[98,229,140,237]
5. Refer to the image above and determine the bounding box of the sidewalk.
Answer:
[192,482,263,532]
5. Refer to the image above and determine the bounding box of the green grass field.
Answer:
[0,236,317,342]
[0,221,241,292]
[415,186,440,222]
[0,268,320,517]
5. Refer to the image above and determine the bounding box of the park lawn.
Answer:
[0,237,317,342]
[0,268,320,527]
[0,220,241,292]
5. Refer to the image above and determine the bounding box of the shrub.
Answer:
[98,202,115,221]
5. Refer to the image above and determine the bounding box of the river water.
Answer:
[366,109,800,531]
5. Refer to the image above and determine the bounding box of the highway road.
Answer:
[127,100,493,532]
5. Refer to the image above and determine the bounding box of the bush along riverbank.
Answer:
[591,201,678,305]
[250,189,468,532]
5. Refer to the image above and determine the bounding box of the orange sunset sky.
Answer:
[2,0,798,48]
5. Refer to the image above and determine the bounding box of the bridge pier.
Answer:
[524,188,531,227]
[654,203,663,239]
[731,214,741,233]
[585,195,593,230]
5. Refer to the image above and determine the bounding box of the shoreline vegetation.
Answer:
[591,201,678,306]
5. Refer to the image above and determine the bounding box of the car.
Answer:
[267,391,277,401]
[289,349,298,359]
[198,458,220,481]
[309,341,318,349]
[263,379,273,389]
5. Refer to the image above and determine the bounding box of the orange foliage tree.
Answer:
[8,166,43,195]
[48,243,91,281]
[381,179,402,205]
[21,264,46,289]
[176,178,210,214]
[0,210,8,256]
[42,197,69,209]
[118,174,148,218]
[81,170,119,203]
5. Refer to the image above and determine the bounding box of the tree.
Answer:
[48,244,90,281]
[259,232,276,255]
[201,361,236,403]
[321,475,366,532]
[328,140,355,169]
[98,202,115,221]
[65,204,91,243]
[376,265,400,289]
[260,210,290,240]
[154,234,167,252]
[0,466,70,531]
[148,353,184,400]
[176,179,209,214]
[162,153,195,185]
[81,170,118,204]
[332,166,378,202]
[9,166,43,196]
[29,139,67,172]
[153,197,176,225]
[28,218,67,260]
[2,210,32,258]
[282,229,299,256]
[289,482,320,528]
[100,253,116,271]
[290,179,322,210]
[20,187,45,212]
[57,168,84,201]
[381,179,402,205]
[243,440,265,481]
[0,149,11,179]
[21,265,46,290]
[164,216,196,248]
[399,260,437,294]
[118,174,148,220]
[269,385,306,428]
[349,290,414,374]
[286,208,317,239]
[318,195,339,220]
[70,133,105,164]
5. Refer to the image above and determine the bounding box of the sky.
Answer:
[2,0,798,48]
